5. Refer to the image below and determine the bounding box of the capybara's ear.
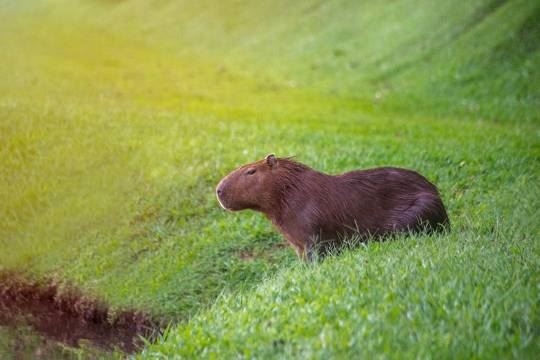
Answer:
[265,154,277,167]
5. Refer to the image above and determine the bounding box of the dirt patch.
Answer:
[0,271,162,355]
[235,241,290,262]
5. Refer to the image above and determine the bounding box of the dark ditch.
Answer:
[0,272,163,358]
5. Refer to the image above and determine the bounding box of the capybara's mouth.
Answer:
[216,193,233,211]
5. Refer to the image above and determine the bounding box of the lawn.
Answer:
[0,0,539,358]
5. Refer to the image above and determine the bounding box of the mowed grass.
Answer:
[1,0,539,358]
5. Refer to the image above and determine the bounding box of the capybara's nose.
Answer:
[216,186,224,197]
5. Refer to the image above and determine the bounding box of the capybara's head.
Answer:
[216,154,279,211]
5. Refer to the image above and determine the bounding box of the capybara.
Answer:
[216,154,449,260]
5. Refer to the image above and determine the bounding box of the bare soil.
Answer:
[0,271,162,355]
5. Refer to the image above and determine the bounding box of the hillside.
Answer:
[0,0,538,358]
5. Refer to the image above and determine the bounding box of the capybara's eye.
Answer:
[245,169,257,175]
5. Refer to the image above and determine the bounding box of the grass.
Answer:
[144,231,539,358]
[0,0,539,358]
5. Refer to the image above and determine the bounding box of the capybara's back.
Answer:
[330,167,449,236]
[216,155,449,260]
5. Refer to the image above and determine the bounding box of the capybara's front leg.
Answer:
[293,239,315,262]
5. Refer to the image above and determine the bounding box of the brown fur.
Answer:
[216,154,450,260]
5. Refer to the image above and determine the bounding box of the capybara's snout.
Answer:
[215,181,227,209]
[215,178,234,211]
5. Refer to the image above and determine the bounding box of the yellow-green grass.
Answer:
[1,0,539,357]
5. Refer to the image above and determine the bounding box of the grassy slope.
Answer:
[0,0,539,357]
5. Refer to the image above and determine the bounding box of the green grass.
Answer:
[143,231,539,358]
[1,0,539,358]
